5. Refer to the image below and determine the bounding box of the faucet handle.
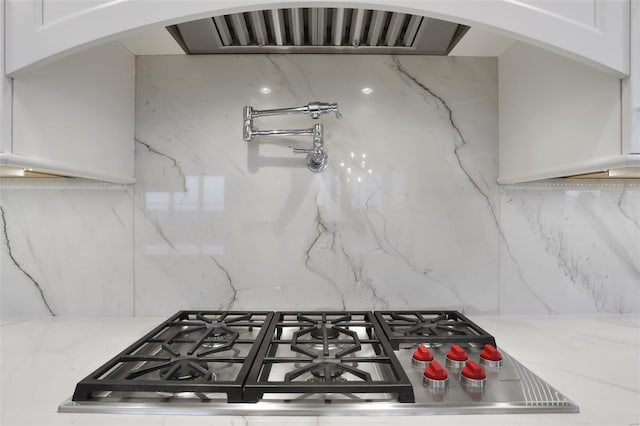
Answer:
[292,146,328,172]
[306,148,328,172]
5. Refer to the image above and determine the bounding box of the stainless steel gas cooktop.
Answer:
[59,310,579,416]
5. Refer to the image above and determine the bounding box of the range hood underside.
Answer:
[167,8,469,55]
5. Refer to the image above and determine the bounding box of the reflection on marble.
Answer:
[499,183,640,314]
[2,55,638,318]
[0,180,134,317]
[134,55,500,315]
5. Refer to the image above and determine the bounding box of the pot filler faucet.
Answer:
[243,102,341,172]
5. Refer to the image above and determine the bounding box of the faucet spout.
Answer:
[307,102,342,119]
[243,102,339,172]
[248,102,341,120]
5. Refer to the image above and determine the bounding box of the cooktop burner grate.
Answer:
[374,310,496,349]
[71,311,273,403]
[243,311,415,403]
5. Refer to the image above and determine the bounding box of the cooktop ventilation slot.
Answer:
[167,8,468,55]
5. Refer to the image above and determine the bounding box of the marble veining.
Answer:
[392,57,489,207]
[499,184,640,314]
[0,181,134,317]
[1,55,639,317]
[305,194,347,310]
[210,256,239,310]
[391,56,555,315]
[618,184,640,230]
[135,137,187,193]
[131,55,499,315]
[131,55,640,315]
[361,191,463,307]
[0,205,56,316]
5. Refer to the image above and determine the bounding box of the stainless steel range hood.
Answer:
[167,8,469,55]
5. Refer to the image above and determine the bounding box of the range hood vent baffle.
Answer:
[167,7,469,55]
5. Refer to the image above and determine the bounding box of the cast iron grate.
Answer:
[374,310,496,349]
[71,311,274,403]
[243,311,415,403]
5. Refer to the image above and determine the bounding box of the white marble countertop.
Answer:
[1,315,638,426]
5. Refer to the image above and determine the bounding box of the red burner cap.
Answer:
[413,345,434,362]
[424,360,448,381]
[446,344,468,361]
[462,361,486,380]
[480,344,502,361]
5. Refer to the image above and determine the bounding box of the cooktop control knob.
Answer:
[445,344,468,369]
[412,344,434,368]
[423,360,448,388]
[460,360,487,389]
[479,344,503,368]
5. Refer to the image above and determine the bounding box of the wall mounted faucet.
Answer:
[242,102,340,172]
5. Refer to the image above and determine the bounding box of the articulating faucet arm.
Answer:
[248,102,341,120]
[242,102,338,173]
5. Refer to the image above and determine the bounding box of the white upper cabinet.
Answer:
[0,41,135,183]
[498,42,633,183]
[497,0,639,183]
[623,0,640,154]
[4,0,630,76]
[11,42,135,183]
[0,2,11,155]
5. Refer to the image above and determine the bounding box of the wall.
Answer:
[1,55,638,318]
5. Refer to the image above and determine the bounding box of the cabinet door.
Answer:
[498,42,622,183]
[0,0,11,153]
[11,42,134,183]
[4,0,630,75]
[508,0,628,75]
[624,0,640,153]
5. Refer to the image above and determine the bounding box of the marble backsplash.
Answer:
[1,54,638,317]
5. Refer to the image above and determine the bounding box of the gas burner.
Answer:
[243,311,415,403]
[170,313,242,355]
[159,360,215,381]
[398,313,470,337]
[126,344,216,382]
[310,363,344,381]
[284,361,372,383]
[290,314,361,359]
[155,391,214,399]
[416,342,443,348]
[375,311,496,349]
[310,323,340,340]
